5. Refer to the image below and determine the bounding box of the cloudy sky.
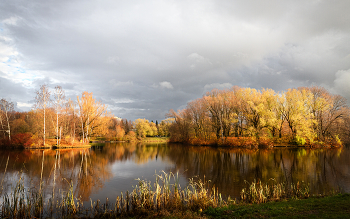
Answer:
[1,0,350,121]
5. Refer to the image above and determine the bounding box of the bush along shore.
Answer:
[2,171,346,219]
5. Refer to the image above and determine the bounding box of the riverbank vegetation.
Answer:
[2,84,349,148]
[0,85,171,148]
[167,86,350,148]
[0,170,319,219]
[1,168,347,219]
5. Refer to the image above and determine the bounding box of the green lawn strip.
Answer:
[204,194,350,218]
[142,137,169,143]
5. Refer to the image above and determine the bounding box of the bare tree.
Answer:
[34,84,51,146]
[0,99,14,141]
[54,86,65,146]
[67,98,77,144]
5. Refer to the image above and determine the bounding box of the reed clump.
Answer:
[0,172,316,218]
[0,171,224,218]
[97,171,225,218]
[240,179,310,204]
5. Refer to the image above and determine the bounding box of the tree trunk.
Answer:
[44,107,46,146]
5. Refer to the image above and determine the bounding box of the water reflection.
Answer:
[0,143,349,203]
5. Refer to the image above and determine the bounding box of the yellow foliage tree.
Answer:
[77,92,107,143]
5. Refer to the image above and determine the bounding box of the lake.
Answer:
[0,142,349,205]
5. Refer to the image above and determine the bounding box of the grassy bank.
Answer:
[141,137,169,143]
[204,194,350,218]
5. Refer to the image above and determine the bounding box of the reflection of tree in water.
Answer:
[1,143,349,203]
[0,148,114,202]
[133,143,169,164]
[165,144,349,199]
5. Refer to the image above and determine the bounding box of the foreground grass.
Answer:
[204,194,350,218]
[1,170,347,219]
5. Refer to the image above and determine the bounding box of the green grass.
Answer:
[142,137,169,143]
[204,194,350,218]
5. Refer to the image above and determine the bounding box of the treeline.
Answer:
[167,86,350,147]
[0,85,170,148]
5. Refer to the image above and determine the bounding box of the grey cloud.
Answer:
[1,0,350,121]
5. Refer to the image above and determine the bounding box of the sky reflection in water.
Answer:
[0,143,349,204]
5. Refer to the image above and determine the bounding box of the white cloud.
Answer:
[17,102,32,108]
[2,16,21,26]
[187,53,212,69]
[159,81,174,89]
[112,98,135,104]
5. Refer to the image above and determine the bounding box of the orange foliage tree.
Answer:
[167,86,349,146]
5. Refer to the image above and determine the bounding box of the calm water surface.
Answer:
[0,142,349,204]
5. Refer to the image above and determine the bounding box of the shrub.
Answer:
[258,137,274,148]
[224,137,258,148]
[295,135,306,146]
[10,133,33,147]
[124,131,137,142]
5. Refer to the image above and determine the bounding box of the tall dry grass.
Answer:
[240,179,310,204]
[0,170,314,218]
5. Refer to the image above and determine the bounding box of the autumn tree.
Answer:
[11,112,30,135]
[0,99,14,141]
[66,98,77,143]
[279,88,316,143]
[149,121,158,136]
[121,119,133,134]
[135,118,152,138]
[204,89,236,139]
[236,88,265,137]
[158,118,173,137]
[115,124,125,140]
[77,92,107,143]
[53,86,66,146]
[187,98,212,140]
[167,109,193,142]
[93,115,113,138]
[304,86,348,141]
[34,84,51,146]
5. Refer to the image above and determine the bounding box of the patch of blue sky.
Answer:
[15,66,26,73]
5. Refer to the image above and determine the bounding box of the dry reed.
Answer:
[0,170,313,218]
[240,179,310,204]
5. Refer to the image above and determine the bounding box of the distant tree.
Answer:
[53,86,65,146]
[304,86,348,140]
[187,98,212,140]
[158,118,174,137]
[34,84,51,146]
[135,118,151,138]
[204,89,236,139]
[149,121,158,136]
[115,125,125,140]
[66,98,77,143]
[0,98,14,141]
[167,109,192,142]
[122,119,133,134]
[77,92,107,143]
